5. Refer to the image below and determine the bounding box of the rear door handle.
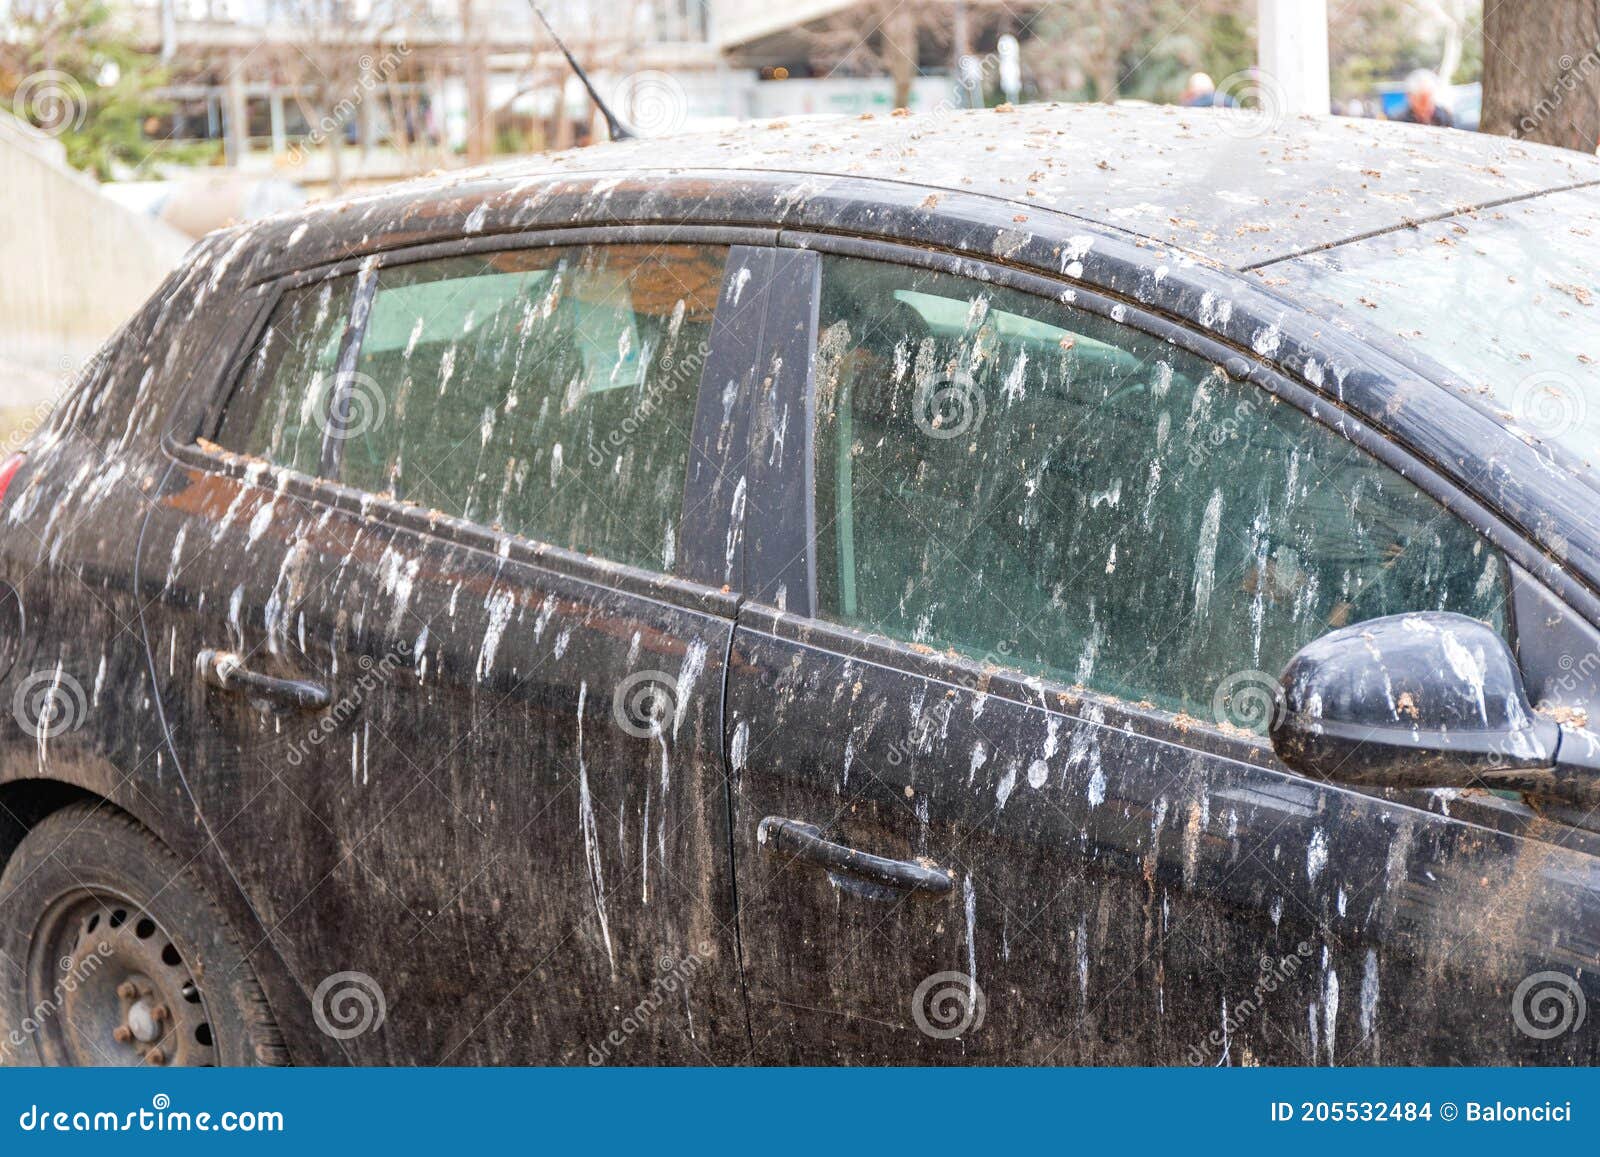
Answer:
[196,649,331,711]
[757,817,952,894]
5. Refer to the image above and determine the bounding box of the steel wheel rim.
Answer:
[26,889,218,1066]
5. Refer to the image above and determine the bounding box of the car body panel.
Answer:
[3,107,1600,1065]
[726,605,1600,1064]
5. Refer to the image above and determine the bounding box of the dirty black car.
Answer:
[4,104,1600,1067]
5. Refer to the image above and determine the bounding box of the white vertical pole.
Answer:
[1258,0,1330,115]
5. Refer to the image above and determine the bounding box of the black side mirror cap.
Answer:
[1268,612,1600,805]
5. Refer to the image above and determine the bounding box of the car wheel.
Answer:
[0,802,287,1066]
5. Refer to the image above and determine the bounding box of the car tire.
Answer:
[0,802,288,1066]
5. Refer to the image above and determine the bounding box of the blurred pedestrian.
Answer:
[1396,69,1454,127]
[1180,72,1237,109]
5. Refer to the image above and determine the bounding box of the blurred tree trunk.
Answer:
[1482,0,1600,152]
[887,6,917,109]
[461,0,490,163]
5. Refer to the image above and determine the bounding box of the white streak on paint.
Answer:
[575,682,617,982]
[1323,967,1339,1064]
[1192,489,1223,615]
[246,500,275,547]
[477,589,515,680]
[995,760,1018,808]
[1076,917,1089,1005]
[533,594,556,640]
[963,875,978,996]
[1307,827,1328,884]
[1359,949,1380,1041]
[673,639,709,742]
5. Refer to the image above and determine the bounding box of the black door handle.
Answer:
[196,649,331,711]
[757,817,952,894]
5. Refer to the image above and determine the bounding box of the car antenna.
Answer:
[527,1,634,141]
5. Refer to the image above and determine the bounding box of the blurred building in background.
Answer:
[114,0,1037,190]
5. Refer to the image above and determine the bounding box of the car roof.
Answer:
[430,102,1600,270]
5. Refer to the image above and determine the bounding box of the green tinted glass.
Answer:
[217,278,352,474]
[341,244,723,573]
[813,256,1507,725]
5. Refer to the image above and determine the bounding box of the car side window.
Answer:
[215,278,353,475]
[340,244,722,574]
[811,255,1507,725]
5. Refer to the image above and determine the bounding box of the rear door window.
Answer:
[811,255,1507,723]
[213,244,724,576]
[341,244,722,573]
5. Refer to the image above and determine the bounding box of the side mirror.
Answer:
[1270,612,1600,805]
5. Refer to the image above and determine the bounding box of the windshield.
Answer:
[1270,187,1600,482]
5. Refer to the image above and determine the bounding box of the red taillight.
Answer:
[0,454,25,508]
